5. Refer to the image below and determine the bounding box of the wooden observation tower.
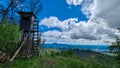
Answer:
[0,12,41,63]
[18,12,41,57]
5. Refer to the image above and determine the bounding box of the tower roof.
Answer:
[18,12,37,18]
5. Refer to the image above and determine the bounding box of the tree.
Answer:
[109,36,120,62]
[0,0,25,23]
[0,19,21,54]
[26,0,43,16]
[0,0,42,23]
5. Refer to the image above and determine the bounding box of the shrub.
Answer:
[109,37,120,61]
[0,20,21,53]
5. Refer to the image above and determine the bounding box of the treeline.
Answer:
[109,36,120,63]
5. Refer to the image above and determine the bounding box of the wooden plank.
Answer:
[10,32,30,62]
[0,53,6,59]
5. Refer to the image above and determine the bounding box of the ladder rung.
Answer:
[33,48,38,49]
[33,45,38,46]
[33,37,38,39]
[33,43,38,45]
[33,28,38,30]
[34,33,38,34]
[34,42,37,44]
[33,23,38,26]
[33,35,38,37]
[33,27,38,29]
[34,49,38,50]
[34,41,38,42]
[33,30,38,31]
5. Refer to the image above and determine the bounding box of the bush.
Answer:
[109,36,120,63]
[0,21,21,53]
[60,50,73,58]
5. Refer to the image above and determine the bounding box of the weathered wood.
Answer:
[0,50,6,61]
[18,12,36,32]
[0,53,6,60]
[10,32,31,62]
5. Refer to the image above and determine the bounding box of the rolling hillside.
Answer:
[0,49,119,68]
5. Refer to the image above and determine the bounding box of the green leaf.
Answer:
[0,20,21,52]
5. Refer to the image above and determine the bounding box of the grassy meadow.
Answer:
[0,49,120,68]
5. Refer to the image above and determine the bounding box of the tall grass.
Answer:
[0,49,120,68]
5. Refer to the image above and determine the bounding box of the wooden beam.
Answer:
[10,32,30,62]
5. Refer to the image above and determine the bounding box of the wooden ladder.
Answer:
[33,21,39,56]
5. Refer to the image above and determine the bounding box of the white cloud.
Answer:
[82,0,120,28]
[66,0,83,6]
[81,0,93,18]
[43,30,62,39]
[40,0,120,44]
[40,16,117,44]
[40,16,78,31]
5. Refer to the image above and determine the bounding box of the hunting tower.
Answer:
[18,12,36,32]
[18,12,41,57]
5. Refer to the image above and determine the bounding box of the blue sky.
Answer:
[39,0,88,21]
[1,0,120,45]
[39,0,120,45]
[39,0,88,33]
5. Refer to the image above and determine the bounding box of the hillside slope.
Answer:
[0,49,119,68]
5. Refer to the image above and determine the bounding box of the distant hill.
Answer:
[44,43,109,52]
[73,49,114,63]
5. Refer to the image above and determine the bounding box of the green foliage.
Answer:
[61,49,74,57]
[109,36,120,62]
[39,49,61,57]
[0,49,119,68]
[0,21,21,53]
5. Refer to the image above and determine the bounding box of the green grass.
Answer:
[0,49,120,68]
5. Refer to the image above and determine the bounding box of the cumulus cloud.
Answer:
[40,0,120,44]
[81,0,93,17]
[82,0,120,28]
[40,16,117,44]
[66,0,83,6]
[43,30,62,39]
[70,22,100,40]
[40,16,78,31]
[69,20,116,40]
